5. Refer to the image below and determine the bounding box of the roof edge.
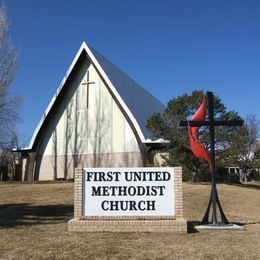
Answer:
[82,42,146,142]
[25,41,146,150]
[27,42,87,150]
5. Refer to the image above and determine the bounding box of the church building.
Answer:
[19,42,165,180]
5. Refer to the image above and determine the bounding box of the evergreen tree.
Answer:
[146,90,246,181]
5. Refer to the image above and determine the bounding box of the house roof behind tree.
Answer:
[24,42,165,150]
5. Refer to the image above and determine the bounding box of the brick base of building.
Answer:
[68,218,187,233]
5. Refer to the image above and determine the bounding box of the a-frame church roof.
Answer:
[25,42,165,151]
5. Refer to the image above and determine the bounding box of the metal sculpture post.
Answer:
[180,91,243,226]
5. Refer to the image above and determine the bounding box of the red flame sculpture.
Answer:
[188,95,212,168]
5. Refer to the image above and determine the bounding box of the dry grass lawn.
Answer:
[0,181,260,259]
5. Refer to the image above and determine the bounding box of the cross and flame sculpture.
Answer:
[180,91,243,226]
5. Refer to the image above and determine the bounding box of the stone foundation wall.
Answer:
[68,167,187,233]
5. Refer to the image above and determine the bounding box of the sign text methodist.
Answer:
[83,167,175,217]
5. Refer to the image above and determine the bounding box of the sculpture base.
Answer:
[195,223,243,231]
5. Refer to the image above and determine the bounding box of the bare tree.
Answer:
[0,5,21,149]
[245,114,259,153]
[237,114,260,183]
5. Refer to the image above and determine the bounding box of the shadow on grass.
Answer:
[187,221,200,233]
[0,203,73,228]
[226,182,260,191]
[188,181,260,191]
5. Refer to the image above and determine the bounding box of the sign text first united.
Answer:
[83,168,175,217]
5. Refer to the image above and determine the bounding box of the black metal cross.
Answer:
[180,91,243,226]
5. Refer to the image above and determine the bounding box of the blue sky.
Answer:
[6,0,260,144]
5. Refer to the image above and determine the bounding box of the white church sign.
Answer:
[68,166,187,233]
[83,167,175,217]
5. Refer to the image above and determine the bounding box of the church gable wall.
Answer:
[35,58,142,180]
